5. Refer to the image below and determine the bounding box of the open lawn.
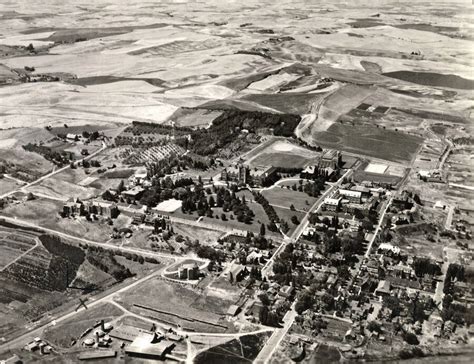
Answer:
[273,206,306,235]
[246,140,321,168]
[261,187,316,212]
[249,152,317,169]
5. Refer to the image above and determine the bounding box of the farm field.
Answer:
[0,229,37,269]
[240,92,327,115]
[313,123,423,164]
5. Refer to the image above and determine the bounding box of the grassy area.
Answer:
[273,206,306,235]
[249,152,317,168]
[261,187,316,212]
[1,197,130,243]
[173,223,223,244]
[0,178,21,195]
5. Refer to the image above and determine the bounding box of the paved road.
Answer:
[254,304,297,364]
[261,169,352,278]
[256,169,353,362]
[364,196,392,258]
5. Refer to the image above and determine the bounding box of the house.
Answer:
[375,280,391,296]
[365,258,380,276]
[378,243,401,255]
[66,133,79,141]
[278,285,294,299]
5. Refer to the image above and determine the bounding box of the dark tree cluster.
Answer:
[23,143,74,167]
[412,257,441,277]
[176,110,300,156]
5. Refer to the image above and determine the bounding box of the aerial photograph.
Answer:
[0,0,473,363]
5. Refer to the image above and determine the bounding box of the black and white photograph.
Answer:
[0,0,473,363]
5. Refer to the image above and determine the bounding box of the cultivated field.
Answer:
[313,123,423,164]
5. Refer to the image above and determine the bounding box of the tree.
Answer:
[259,306,269,325]
[260,223,266,236]
[291,215,299,225]
[117,180,125,193]
[402,331,419,345]
[221,213,227,221]
[26,43,35,52]
[208,195,215,207]
[290,204,295,211]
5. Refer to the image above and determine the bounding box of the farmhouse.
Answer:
[66,133,80,141]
